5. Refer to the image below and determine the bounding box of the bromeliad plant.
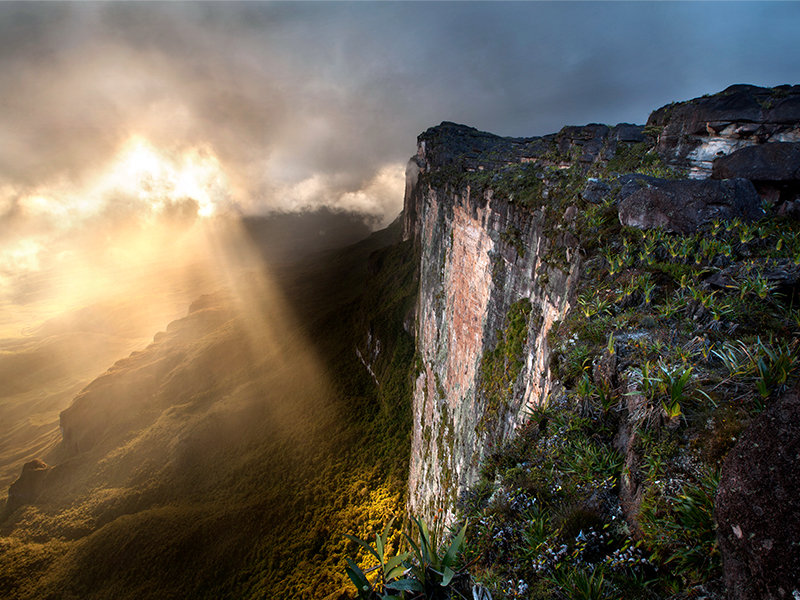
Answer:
[345,518,414,599]
[654,363,694,420]
[345,518,470,600]
[405,518,469,596]
[754,337,797,400]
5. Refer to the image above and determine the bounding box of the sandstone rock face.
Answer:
[404,126,580,526]
[648,84,800,178]
[715,387,800,600]
[405,86,800,557]
[711,141,800,182]
[618,177,763,233]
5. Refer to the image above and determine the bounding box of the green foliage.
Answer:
[547,566,608,600]
[463,197,800,599]
[0,225,420,600]
[639,470,721,584]
[603,141,675,178]
[344,518,469,600]
[652,363,693,420]
[754,337,797,400]
[344,519,415,600]
[501,226,526,258]
[562,439,623,484]
[479,299,534,434]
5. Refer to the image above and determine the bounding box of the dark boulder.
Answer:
[581,178,612,204]
[618,177,763,234]
[556,124,610,161]
[416,122,545,171]
[617,174,661,201]
[715,387,800,600]
[777,200,800,219]
[610,123,646,143]
[712,142,800,182]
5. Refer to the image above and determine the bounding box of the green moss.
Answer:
[500,226,526,258]
[603,141,676,178]
[478,299,534,436]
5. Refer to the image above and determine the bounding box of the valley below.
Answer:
[1,212,416,599]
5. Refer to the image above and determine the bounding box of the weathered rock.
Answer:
[416,122,546,171]
[617,173,661,201]
[648,84,800,178]
[715,386,800,600]
[712,142,800,181]
[611,123,647,143]
[2,459,49,519]
[592,350,617,389]
[777,200,800,219]
[554,123,646,166]
[618,177,763,234]
[705,258,800,292]
[582,178,612,204]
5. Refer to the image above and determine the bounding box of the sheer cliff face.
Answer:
[404,131,580,525]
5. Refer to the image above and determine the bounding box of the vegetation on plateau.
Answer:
[456,151,797,598]
[361,129,799,599]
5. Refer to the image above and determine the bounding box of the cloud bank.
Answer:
[0,1,798,301]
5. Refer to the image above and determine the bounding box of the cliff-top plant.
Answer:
[344,518,470,599]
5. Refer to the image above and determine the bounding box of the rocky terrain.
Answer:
[402,84,800,598]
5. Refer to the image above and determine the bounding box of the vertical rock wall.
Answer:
[404,141,580,527]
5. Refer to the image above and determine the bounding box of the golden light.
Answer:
[0,136,239,335]
[96,136,228,218]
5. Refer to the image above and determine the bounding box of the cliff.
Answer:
[403,124,582,526]
[4,84,800,600]
[403,85,800,598]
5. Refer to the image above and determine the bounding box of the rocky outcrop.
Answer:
[415,122,546,172]
[649,84,800,178]
[712,141,800,182]
[1,459,49,520]
[405,83,800,576]
[554,123,645,165]
[711,142,800,209]
[618,176,763,233]
[715,386,800,600]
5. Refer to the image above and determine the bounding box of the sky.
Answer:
[0,1,799,314]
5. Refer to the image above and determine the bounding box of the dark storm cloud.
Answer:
[0,1,798,216]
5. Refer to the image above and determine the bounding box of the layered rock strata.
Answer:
[649,84,800,178]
